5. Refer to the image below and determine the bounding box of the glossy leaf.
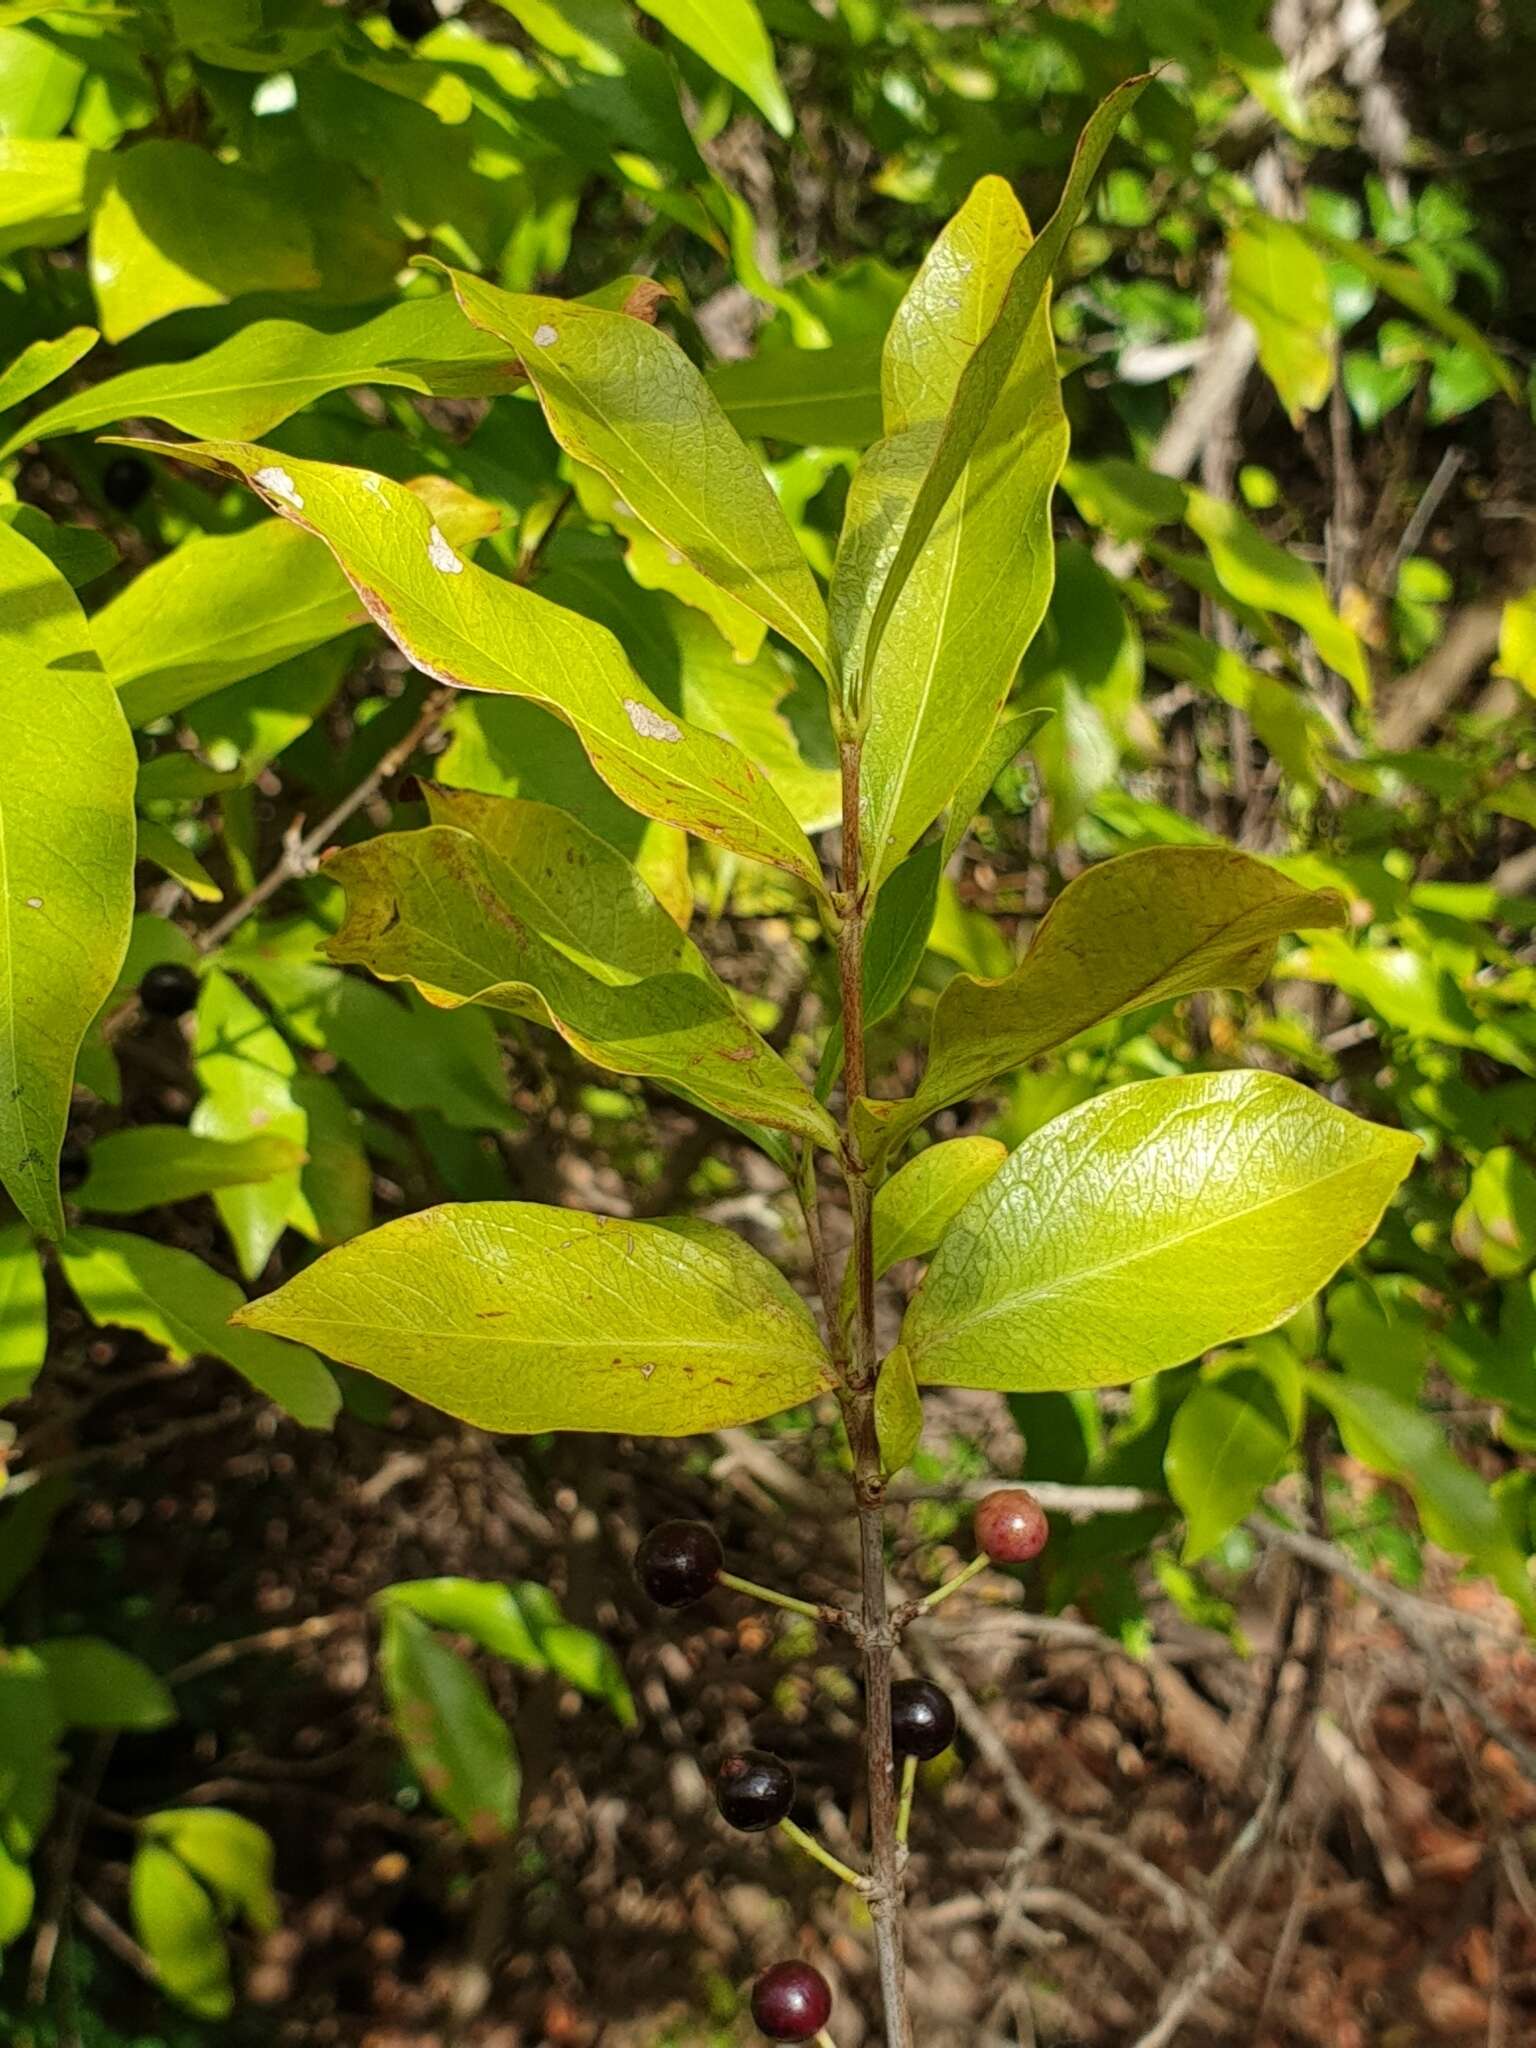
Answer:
[130,1841,232,2021]
[848,77,1147,716]
[0,137,99,258]
[0,324,95,419]
[142,1809,278,1937]
[234,1202,834,1435]
[0,531,135,1240]
[74,1126,307,1215]
[59,1226,340,1428]
[842,1137,1007,1319]
[633,0,790,135]
[325,793,836,1146]
[902,1071,1419,1395]
[0,1225,46,1405]
[33,1637,176,1731]
[438,268,831,676]
[378,1605,520,1843]
[834,176,1068,889]
[1164,1370,1292,1562]
[866,846,1345,1159]
[1228,216,1334,422]
[124,438,826,892]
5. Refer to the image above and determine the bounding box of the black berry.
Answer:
[635,1519,722,1607]
[715,1749,794,1833]
[974,1487,1049,1565]
[139,961,200,1019]
[751,1960,831,2041]
[102,456,150,511]
[58,1138,89,1193]
[387,0,437,40]
[890,1677,955,1761]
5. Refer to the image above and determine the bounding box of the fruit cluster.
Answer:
[636,1487,1048,2039]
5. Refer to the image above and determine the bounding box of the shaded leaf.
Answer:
[1165,1371,1292,1562]
[34,1637,176,1731]
[74,1125,307,1215]
[130,1841,232,2021]
[378,1606,519,1843]
[875,1344,923,1478]
[142,1809,278,1937]
[0,1223,47,1405]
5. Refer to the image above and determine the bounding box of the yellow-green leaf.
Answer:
[143,1810,278,1937]
[903,1071,1418,1395]
[1164,1370,1292,1562]
[378,1605,519,1844]
[74,1125,306,1215]
[1227,216,1335,423]
[633,0,790,135]
[130,1842,232,2021]
[233,1203,834,1435]
[192,968,311,1280]
[875,1344,923,1478]
[841,1136,1006,1319]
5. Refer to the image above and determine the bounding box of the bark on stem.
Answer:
[833,737,914,2048]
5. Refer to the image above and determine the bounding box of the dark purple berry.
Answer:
[890,1677,955,1761]
[715,1750,794,1832]
[635,1520,722,1607]
[102,456,150,511]
[751,1960,832,2041]
[139,962,199,1019]
[58,1139,89,1193]
[974,1487,1049,1565]
[387,0,437,40]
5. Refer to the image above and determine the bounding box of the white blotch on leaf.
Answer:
[623,698,681,743]
[255,465,303,510]
[427,524,464,575]
[360,473,386,497]
[532,323,558,348]
[24,897,42,910]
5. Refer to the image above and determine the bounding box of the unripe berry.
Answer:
[139,962,200,1019]
[635,1519,722,1607]
[974,1487,1048,1565]
[714,1749,794,1832]
[751,1960,832,2040]
[890,1677,955,1761]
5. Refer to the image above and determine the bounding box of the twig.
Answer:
[165,1609,360,1686]
[1384,444,1467,589]
[4,1401,254,1498]
[69,1889,156,1989]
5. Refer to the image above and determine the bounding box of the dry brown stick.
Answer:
[5,1400,254,1497]
[164,1609,360,1686]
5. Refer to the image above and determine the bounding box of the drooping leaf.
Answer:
[437,268,832,676]
[0,1224,47,1405]
[324,792,835,1147]
[874,1344,924,1478]
[58,1226,340,1428]
[95,519,364,728]
[121,438,827,892]
[832,175,1069,890]
[848,76,1147,716]
[142,1810,278,1937]
[234,1203,834,1435]
[74,1126,307,1215]
[0,530,135,1240]
[377,1605,520,1843]
[1227,215,1335,422]
[902,1071,1419,1395]
[130,1842,232,2021]
[1164,1370,1293,1562]
[862,846,1345,1161]
[0,324,95,419]
[33,1638,176,1731]
[633,0,790,133]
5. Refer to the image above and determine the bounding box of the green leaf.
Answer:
[848,76,1147,716]
[33,1637,176,1731]
[874,1344,923,1479]
[939,706,1053,868]
[1227,216,1334,423]
[58,1226,340,1428]
[0,25,82,141]
[708,338,884,450]
[1,296,524,456]
[1496,589,1536,697]
[378,1605,520,1843]
[902,1071,1419,1396]
[1307,1372,1536,1625]
[96,519,364,728]
[1165,1370,1292,1562]
[1298,222,1518,403]
[376,1577,635,1725]
[864,846,1345,1161]
[0,1837,32,1949]
[0,324,95,418]
[2,503,116,588]
[74,1125,307,1215]
[130,1841,232,2021]
[0,137,100,259]
[124,438,826,892]
[633,0,790,136]
[90,139,320,343]
[833,175,1069,888]
[233,1202,833,1435]
[436,268,831,677]
[324,791,836,1147]
[841,1137,1007,1321]
[0,1223,47,1405]
[142,1810,278,1937]
[192,968,310,1279]
[0,531,135,1240]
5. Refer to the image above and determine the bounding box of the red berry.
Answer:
[635,1519,722,1606]
[974,1487,1048,1565]
[751,1960,832,2040]
[890,1677,955,1761]
[715,1750,794,1832]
